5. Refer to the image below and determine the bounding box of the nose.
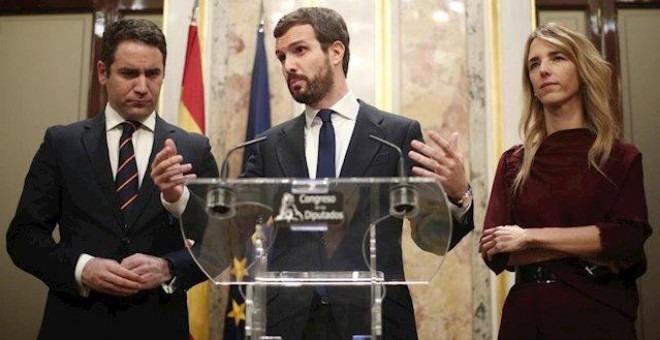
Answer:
[283,56,297,74]
[538,60,551,77]
[134,75,148,95]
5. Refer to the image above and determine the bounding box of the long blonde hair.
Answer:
[513,23,617,193]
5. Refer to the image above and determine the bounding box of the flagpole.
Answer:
[259,0,265,31]
[192,1,200,26]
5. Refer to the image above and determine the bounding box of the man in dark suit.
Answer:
[242,7,474,339]
[6,19,218,339]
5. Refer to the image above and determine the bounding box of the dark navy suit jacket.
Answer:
[7,113,218,340]
[243,101,474,339]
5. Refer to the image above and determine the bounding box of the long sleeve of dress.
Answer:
[482,147,518,273]
[597,151,652,276]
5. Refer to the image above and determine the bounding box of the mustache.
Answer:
[287,74,308,83]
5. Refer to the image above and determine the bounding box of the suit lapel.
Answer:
[81,113,124,231]
[340,101,385,177]
[276,114,309,178]
[126,115,171,230]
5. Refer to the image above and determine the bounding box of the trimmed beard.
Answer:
[288,59,335,105]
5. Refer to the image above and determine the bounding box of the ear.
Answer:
[329,41,345,68]
[97,60,108,85]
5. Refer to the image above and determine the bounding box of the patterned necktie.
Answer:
[116,121,141,216]
[316,109,336,178]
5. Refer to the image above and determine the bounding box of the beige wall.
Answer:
[618,9,660,340]
[0,14,91,339]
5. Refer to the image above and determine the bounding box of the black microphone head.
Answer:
[206,185,236,218]
[389,184,419,218]
[369,135,418,218]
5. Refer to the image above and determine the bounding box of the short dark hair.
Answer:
[274,7,350,76]
[101,18,167,73]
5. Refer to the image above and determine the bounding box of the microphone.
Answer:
[220,136,267,179]
[369,135,418,218]
[208,136,267,217]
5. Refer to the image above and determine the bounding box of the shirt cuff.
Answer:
[160,186,190,217]
[75,253,94,297]
[449,200,471,221]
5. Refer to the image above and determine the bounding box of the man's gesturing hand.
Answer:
[151,138,196,203]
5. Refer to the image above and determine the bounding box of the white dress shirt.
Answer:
[74,104,156,296]
[304,91,359,178]
[304,92,470,219]
[105,105,156,187]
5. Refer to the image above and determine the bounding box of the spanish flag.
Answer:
[178,7,205,135]
[178,5,209,340]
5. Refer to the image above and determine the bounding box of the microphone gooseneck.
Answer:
[368,135,406,180]
[220,136,267,179]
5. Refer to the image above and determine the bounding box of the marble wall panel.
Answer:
[466,0,493,338]
[399,1,473,338]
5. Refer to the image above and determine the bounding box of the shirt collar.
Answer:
[304,91,359,128]
[104,103,156,133]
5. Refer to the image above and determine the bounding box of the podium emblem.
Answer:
[273,191,344,225]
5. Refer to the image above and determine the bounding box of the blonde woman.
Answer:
[480,23,652,339]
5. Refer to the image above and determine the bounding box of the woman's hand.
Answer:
[480,225,530,261]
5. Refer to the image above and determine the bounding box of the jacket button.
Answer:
[121,237,131,245]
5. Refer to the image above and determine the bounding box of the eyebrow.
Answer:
[278,39,308,52]
[116,66,161,73]
[528,50,565,63]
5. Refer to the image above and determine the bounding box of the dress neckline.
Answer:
[539,128,594,151]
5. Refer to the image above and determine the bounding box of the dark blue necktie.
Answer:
[116,121,140,218]
[314,110,336,300]
[316,109,335,179]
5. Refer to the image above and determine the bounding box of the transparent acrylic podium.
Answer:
[181,177,452,339]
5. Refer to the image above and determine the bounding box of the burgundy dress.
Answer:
[484,128,652,339]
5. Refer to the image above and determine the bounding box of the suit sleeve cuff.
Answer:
[161,186,190,217]
[75,254,94,297]
[161,257,178,294]
[161,276,178,294]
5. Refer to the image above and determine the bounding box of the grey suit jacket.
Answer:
[243,100,474,339]
[6,113,219,340]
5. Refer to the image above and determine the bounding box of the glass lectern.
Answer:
[181,177,452,339]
